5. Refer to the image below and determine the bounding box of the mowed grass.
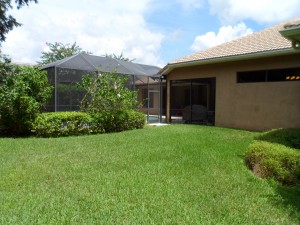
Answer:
[0,125,299,224]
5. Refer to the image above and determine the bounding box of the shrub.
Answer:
[76,68,144,135]
[0,65,52,135]
[79,70,139,113]
[31,112,93,137]
[245,141,300,185]
[31,110,145,137]
[97,109,145,133]
[122,110,146,130]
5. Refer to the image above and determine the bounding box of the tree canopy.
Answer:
[0,53,53,135]
[79,70,138,113]
[0,0,37,42]
[38,42,92,65]
[104,53,135,62]
[38,42,134,65]
[0,50,13,82]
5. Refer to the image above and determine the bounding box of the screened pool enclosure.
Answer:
[40,53,165,123]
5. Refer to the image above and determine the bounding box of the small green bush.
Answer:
[245,141,300,185]
[31,112,93,137]
[31,110,145,137]
[100,109,145,133]
[123,110,146,130]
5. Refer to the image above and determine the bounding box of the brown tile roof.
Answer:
[170,18,299,65]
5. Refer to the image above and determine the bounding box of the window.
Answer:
[142,89,154,108]
[237,68,300,83]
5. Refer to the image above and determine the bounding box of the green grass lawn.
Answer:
[0,125,299,224]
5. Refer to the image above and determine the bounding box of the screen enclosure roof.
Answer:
[40,53,161,77]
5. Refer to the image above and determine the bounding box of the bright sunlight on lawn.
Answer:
[1,125,299,224]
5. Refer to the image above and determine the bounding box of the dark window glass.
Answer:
[237,68,300,83]
[268,68,300,82]
[237,70,266,83]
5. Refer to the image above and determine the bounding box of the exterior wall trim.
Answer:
[160,48,298,76]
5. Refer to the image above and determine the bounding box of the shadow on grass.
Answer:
[274,184,300,221]
[256,129,300,149]
[0,128,31,138]
[246,128,300,220]
[256,129,300,220]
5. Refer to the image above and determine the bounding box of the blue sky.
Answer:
[2,0,299,67]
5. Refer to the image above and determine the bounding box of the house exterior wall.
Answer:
[166,53,300,130]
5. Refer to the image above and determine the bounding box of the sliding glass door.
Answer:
[170,78,215,125]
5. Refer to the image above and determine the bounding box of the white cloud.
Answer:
[1,0,164,66]
[191,22,253,51]
[177,0,204,10]
[209,0,300,24]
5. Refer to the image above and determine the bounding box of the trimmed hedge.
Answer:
[93,110,145,133]
[245,141,300,185]
[31,112,93,137]
[31,110,145,137]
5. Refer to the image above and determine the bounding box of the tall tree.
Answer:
[105,52,135,62]
[0,50,13,82]
[38,42,92,65]
[0,0,37,42]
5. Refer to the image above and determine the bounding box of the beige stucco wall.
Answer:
[166,53,300,130]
